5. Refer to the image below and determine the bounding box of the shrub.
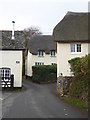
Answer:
[68,54,90,104]
[68,57,81,75]
[32,65,57,83]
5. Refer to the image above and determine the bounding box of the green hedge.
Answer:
[68,54,90,103]
[32,65,57,83]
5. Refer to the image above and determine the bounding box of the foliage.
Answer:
[23,26,42,47]
[68,57,81,75]
[62,97,88,110]
[32,65,57,83]
[68,54,90,104]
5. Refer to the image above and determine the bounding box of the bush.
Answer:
[32,65,57,83]
[68,55,89,76]
[68,54,90,104]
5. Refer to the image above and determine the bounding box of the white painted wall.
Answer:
[57,43,89,77]
[0,50,22,87]
[26,51,57,77]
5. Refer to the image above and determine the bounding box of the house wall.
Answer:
[0,50,22,87]
[57,43,89,77]
[25,51,57,77]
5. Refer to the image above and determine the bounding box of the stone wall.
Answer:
[57,76,73,96]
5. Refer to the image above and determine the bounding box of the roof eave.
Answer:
[0,48,25,51]
[55,40,90,43]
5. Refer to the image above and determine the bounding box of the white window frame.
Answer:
[70,43,82,54]
[51,63,56,65]
[38,50,44,57]
[0,68,11,78]
[50,50,56,57]
[35,62,44,66]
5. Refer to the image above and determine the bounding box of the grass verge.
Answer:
[61,96,88,110]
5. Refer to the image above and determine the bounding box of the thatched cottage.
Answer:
[53,11,90,77]
[25,35,57,77]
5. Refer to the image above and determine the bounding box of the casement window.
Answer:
[50,50,56,57]
[51,63,56,65]
[38,50,44,57]
[35,62,44,66]
[71,43,81,53]
[0,68,11,78]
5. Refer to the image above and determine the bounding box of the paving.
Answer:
[1,79,88,119]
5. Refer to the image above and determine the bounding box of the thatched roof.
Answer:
[53,11,89,43]
[28,35,56,54]
[0,30,25,50]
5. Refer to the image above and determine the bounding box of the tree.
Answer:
[23,26,42,47]
[23,26,42,57]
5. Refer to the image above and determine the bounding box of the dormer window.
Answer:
[50,50,56,57]
[38,50,44,57]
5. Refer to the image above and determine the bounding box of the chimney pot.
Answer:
[12,21,15,40]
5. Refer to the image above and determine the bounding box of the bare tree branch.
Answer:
[23,26,42,48]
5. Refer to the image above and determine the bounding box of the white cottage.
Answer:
[0,30,25,87]
[53,12,90,78]
[25,35,57,77]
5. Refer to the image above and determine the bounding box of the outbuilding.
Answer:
[0,30,25,87]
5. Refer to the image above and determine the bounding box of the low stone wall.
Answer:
[57,76,73,96]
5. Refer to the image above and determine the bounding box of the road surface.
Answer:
[1,79,88,119]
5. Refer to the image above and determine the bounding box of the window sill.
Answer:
[38,56,44,57]
[50,56,56,57]
[71,52,82,55]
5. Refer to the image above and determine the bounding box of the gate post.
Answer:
[11,75,14,87]
[57,73,64,96]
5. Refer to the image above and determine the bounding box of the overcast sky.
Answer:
[0,0,89,35]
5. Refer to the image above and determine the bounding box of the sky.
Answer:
[0,0,89,35]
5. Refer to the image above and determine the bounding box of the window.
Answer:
[77,44,81,52]
[51,63,56,65]
[0,69,4,78]
[5,70,10,78]
[35,62,37,66]
[71,43,81,53]
[35,62,44,66]
[71,44,75,52]
[50,50,56,57]
[0,68,11,78]
[38,50,44,57]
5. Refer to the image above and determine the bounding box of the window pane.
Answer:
[5,70,10,77]
[42,63,44,65]
[71,44,75,52]
[77,44,81,52]
[38,51,43,56]
[35,62,37,66]
[51,50,55,56]
[0,69,10,78]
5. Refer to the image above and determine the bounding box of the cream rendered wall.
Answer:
[26,51,57,77]
[57,43,89,77]
[26,51,32,77]
[0,50,22,87]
